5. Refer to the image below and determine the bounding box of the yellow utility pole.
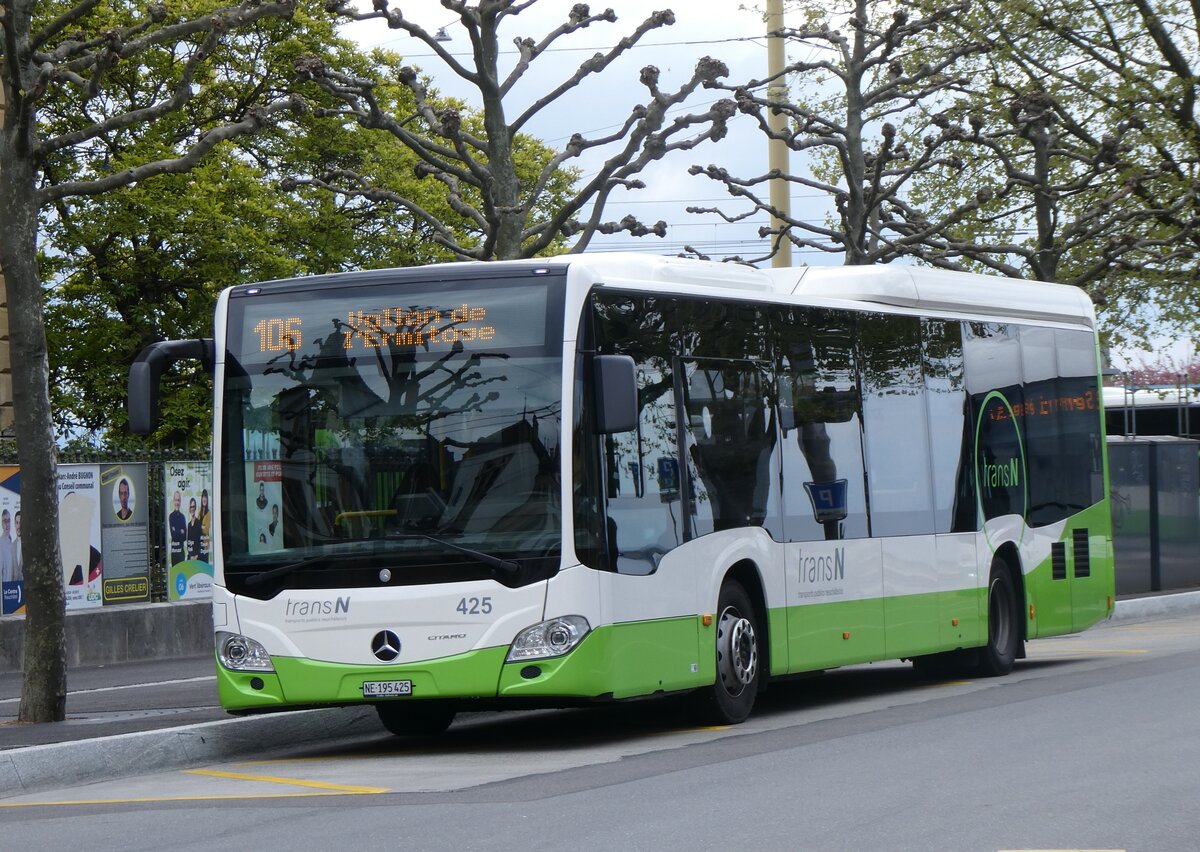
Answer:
[766,0,792,268]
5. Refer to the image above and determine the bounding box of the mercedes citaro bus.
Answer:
[129,254,1114,734]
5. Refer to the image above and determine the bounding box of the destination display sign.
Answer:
[984,386,1099,423]
[234,281,553,360]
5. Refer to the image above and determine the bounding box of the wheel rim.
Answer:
[716,605,758,697]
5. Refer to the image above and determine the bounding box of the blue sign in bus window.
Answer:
[803,479,848,524]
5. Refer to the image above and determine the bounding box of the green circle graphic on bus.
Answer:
[973,390,1028,531]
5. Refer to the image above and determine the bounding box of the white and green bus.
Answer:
[129,254,1114,732]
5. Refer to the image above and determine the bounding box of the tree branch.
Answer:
[510,9,674,133]
[37,96,304,203]
[29,0,105,52]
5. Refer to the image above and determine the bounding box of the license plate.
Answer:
[362,680,413,697]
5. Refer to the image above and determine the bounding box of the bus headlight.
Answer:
[216,631,275,672]
[507,616,591,661]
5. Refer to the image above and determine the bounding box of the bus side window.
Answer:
[1022,326,1105,525]
[774,307,869,541]
[964,322,1025,524]
[860,314,936,537]
[1055,328,1105,508]
[593,293,684,574]
[680,360,777,539]
[922,319,974,533]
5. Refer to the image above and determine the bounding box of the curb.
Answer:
[0,705,381,799]
[3,593,1200,800]
[1109,589,1200,621]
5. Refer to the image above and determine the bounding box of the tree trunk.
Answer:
[843,0,870,266]
[0,143,68,724]
[474,7,524,261]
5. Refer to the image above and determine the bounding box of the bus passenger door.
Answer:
[677,359,780,540]
[677,358,787,673]
[772,305,883,671]
[860,313,940,659]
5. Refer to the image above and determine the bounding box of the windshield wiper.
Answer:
[242,535,520,588]
[243,554,347,588]
[417,534,521,577]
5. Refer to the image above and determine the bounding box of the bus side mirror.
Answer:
[593,355,638,434]
[128,339,214,435]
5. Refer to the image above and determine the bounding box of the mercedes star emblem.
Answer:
[371,630,401,662]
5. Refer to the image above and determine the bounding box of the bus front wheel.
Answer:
[375,701,456,736]
[696,580,760,725]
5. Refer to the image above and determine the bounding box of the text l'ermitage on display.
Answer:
[252,304,498,353]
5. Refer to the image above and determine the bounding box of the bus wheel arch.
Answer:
[992,541,1028,648]
[694,561,767,725]
[723,560,770,687]
[976,545,1024,676]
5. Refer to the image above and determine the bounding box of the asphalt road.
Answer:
[2,611,1199,851]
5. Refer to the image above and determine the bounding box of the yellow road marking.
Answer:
[183,768,388,793]
[233,756,381,765]
[0,769,391,808]
[0,791,382,809]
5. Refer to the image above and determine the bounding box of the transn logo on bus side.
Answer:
[284,596,351,617]
[798,547,845,584]
[982,457,1021,494]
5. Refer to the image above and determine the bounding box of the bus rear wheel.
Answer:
[974,561,1020,677]
[375,702,456,736]
[695,580,760,725]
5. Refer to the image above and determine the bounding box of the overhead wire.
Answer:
[368,33,771,57]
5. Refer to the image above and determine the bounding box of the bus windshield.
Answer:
[220,273,564,596]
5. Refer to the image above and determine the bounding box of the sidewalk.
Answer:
[0,655,224,749]
[2,590,1199,799]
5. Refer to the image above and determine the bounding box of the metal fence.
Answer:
[1108,436,1200,595]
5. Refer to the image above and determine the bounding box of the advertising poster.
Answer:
[59,464,103,610]
[246,460,284,554]
[165,461,214,601]
[100,463,151,604]
[0,466,22,615]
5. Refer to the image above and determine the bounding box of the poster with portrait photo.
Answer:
[100,463,150,604]
[164,461,214,601]
[0,466,22,615]
[59,464,103,610]
[246,460,283,554]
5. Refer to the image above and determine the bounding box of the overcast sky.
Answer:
[341,0,835,263]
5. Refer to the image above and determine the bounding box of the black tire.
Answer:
[974,561,1020,677]
[695,581,761,725]
[375,701,456,736]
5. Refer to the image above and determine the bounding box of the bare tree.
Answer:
[305,0,737,260]
[896,0,1199,345]
[688,0,983,265]
[0,0,302,722]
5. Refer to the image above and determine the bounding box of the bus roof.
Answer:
[239,253,1097,329]
[565,254,1097,328]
